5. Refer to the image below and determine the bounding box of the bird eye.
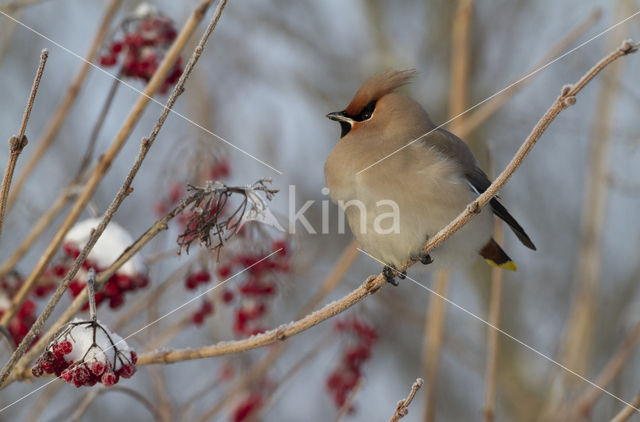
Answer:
[356,100,376,121]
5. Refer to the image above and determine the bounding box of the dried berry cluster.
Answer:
[215,239,290,337]
[60,242,149,310]
[0,273,39,347]
[32,319,136,387]
[98,10,182,94]
[153,160,231,218]
[326,317,378,408]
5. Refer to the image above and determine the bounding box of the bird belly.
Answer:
[343,167,493,269]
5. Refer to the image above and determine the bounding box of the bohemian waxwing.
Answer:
[324,69,535,284]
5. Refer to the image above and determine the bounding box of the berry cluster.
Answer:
[62,243,149,310]
[43,218,149,311]
[0,273,39,347]
[184,270,211,290]
[191,299,214,325]
[32,318,136,388]
[216,239,291,337]
[98,8,182,94]
[326,317,378,408]
[153,160,231,218]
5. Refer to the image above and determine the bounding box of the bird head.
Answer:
[326,69,417,138]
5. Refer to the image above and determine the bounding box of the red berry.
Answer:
[61,368,72,382]
[90,361,105,376]
[185,275,198,290]
[272,240,287,256]
[109,294,124,309]
[194,271,211,284]
[118,364,135,379]
[111,42,123,54]
[73,365,90,387]
[31,364,43,377]
[217,265,232,279]
[101,371,118,386]
[192,311,204,325]
[129,350,137,365]
[17,299,35,319]
[222,289,234,304]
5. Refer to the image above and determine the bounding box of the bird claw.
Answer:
[411,252,433,265]
[383,265,405,286]
[419,253,433,265]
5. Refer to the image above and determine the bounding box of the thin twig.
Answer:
[0,49,47,241]
[389,378,424,422]
[5,0,122,211]
[0,0,229,388]
[132,40,639,368]
[557,7,627,401]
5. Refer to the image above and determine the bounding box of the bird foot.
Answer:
[383,265,405,286]
[411,252,433,265]
[419,253,433,265]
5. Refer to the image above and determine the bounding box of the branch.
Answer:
[610,392,640,422]
[0,49,47,241]
[0,0,217,331]
[5,0,122,211]
[133,39,639,367]
[389,378,424,422]
[0,0,230,388]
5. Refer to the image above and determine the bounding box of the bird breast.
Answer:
[325,142,493,267]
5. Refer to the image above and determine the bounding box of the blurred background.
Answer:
[1,0,640,420]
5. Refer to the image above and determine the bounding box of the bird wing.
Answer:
[425,129,537,250]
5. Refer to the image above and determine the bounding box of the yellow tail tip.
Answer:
[484,259,518,271]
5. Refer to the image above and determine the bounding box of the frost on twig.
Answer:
[177,178,280,256]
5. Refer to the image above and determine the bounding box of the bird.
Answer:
[324,69,536,285]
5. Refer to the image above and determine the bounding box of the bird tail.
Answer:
[479,238,517,271]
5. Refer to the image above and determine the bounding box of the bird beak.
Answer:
[326,111,353,124]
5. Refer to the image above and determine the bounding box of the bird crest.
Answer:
[344,69,416,116]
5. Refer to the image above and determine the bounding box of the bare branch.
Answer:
[0,49,47,241]
[5,0,122,211]
[389,378,424,422]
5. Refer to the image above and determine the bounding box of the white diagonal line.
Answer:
[357,248,640,415]
[0,249,282,413]
[0,9,283,175]
[356,10,640,175]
